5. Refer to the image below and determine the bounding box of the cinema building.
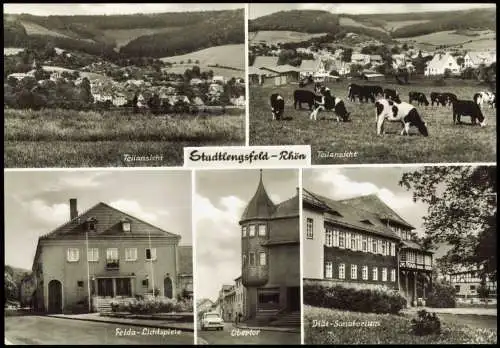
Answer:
[303,189,433,306]
[30,198,191,313]
[239,171,300,325]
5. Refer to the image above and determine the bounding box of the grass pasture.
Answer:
[249,79,496,164]
[4,109,244,168]
[304,305,497,344]
[397,29,496,49]
[249,31,328,45]
[160,44,245,71]
[102,27,182,48]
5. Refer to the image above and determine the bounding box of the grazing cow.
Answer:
[441,92,458,106]
[452,100,486,126]
[366,85,384,98]
[294,89,315,110]
[375,98,429,136]
[310,89,351,122]
[348,84,375,103]
[430,92,448,106]
[474,91,496,109]
[270,93,285,120]
[384,88,400,102]
[409,92,430,106]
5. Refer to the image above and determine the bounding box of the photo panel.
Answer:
[302,165,497,344]
[194,169,301,344]
[4,169,194,345]
[4,3,246,168]
[248,3,496,165]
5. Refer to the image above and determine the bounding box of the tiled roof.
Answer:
[240,172,276,222]
[299,59,317,71]
[39,202,180,240]
[252,56,279,69]
[401,239,430,252]
[178,245,192,275]
[272,192,299,219]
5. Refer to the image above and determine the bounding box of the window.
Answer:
[87,248,99,262]
[346,232,351,249]
[89,221,96,231]
[325,261,333,279]
[242,226,247,237]
[249,225,256,237]
[391,243,396,256]
[122,221,131,232]
[470,285,476,291]
[106,248,118,260]
[454,285,460,292]
[351,234,357,251]
[339,232,345,248]
[258,224,266,237]
[259,252,267,266]
[382,268,387,282]
[333,229,339,247]
[142,279,149,287]
[378,240,383,254]
[77,281,84,287]
[362,266,368,280]
[325,229,333,247]
[145,248,157,261]
[372,239,377,254]
[381,241,386,255]
[67,248,80,262]
[306,218,314,239]
[242,255,247,266]
[249,253,255,266]
[351,264,357,279]
[391,269,396,282]
[339,264,345,279]
[125,248,137,261]
[367,237,372,253]
[372,267,378,281]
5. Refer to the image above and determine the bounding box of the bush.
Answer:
[426,282,457,308]
[303,284,407,314]
[110,297,193,314]
[411,309,441,336]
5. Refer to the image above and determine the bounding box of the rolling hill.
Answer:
[250,30,328,45]
[160,44,245,71]
[3,9,244,59]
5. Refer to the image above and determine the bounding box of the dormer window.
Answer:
[86,217,97,231]
[121,218,131,232]
[360,219,373,225]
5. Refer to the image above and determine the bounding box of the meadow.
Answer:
[304,305,497,344]
[160,44,245,71]
[4,109,244,168]
[249,31,328,45]
[249,79,496,164]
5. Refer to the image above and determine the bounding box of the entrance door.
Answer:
[48,280,62,313]
[164,277,173,299]
[287,287,301,311]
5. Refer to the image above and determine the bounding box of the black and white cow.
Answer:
[310,88,351,122]
[442,92,458,106]
[452,100,486,126]
[430,92,448,107]
[270,93,285,120]
[348,84,375,103]
[366,85,384,98]
[375,98,429,136]
[294,89,315,110]
[409,92,430,106]
[473,91,496,109]
[384,88,400,102]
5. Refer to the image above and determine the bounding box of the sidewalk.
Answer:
[404,306,497,317]
[47,313,194,332]
[233,322,300,333]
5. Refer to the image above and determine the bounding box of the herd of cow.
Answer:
[269,82,495,137]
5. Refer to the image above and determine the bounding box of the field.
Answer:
[384,20,430,31]
[249,31,328,45]
[249,79,496,164]
[160,44,245,71]
[102,27,181,48]
[19,20,72,38]
[397,30,496,48]
[339,17,386,32]
[4,109,244,167]
[4,47,25,56]
[304,305,497,344]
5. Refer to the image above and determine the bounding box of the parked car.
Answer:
[200,312,224,331]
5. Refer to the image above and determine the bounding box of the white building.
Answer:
[463,51,496,69]
[424,53,461,76]
[351,53,371,66]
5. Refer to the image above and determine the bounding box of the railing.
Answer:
[399,261,432,270]
[106,259,119,270]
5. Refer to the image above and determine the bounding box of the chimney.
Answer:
[296,187,300,195]
[70,198,78,220]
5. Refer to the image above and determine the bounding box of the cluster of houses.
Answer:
[250,41,496,85]
[212,276,247,322]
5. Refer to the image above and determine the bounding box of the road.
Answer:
[438,313,497,330]
[197,322,301,345]
[5,315,194,345]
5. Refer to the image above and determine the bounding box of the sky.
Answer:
[249,3,496,19]
[4,170,192,270]
[3,3,243,16]
[194,169,299,302]
[303,167,430,232]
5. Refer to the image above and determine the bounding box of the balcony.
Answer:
[399,261,432,271]
[106,259,120,270]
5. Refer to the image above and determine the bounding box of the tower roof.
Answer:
[240,170,276,222]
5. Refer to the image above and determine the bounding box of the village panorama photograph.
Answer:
[4,3,245,168]
[4,170,194,344]
[248,3,496,165]
[302,166,497,344]
[194,169,301,345]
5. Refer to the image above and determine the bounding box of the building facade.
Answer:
[445,267,497,300]
[240,171,300,322]
[31,198,190,313]
[303,190,433,306]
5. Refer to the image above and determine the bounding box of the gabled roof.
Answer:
[39,202,180,240]
[252,56,279,69]
[303,189,402,240]
[299,59,318,72]
[263,64,301,73]
[401,239,432,253]
[272,192,299,219]
[178,245,192,275]
[240,171,276,222]
[339,194,415,229]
